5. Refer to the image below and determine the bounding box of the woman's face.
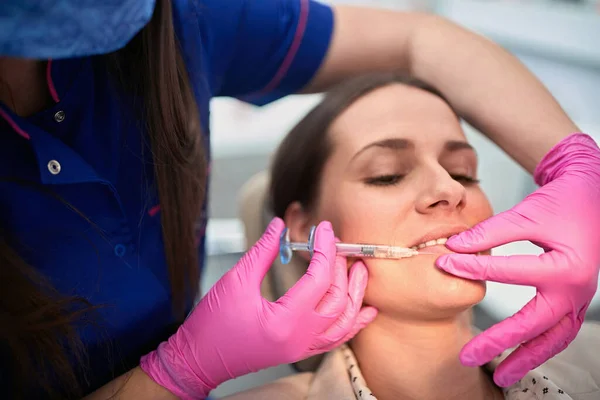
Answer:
[286,83,493,320]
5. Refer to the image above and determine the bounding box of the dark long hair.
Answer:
[0,0,205,398]
[270,73,450,218]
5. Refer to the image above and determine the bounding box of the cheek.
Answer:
[361,256,487,318]
[465,190,493,226]
[465,190,493,255]
[317,184,414,245]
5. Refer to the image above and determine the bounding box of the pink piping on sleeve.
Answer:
[0,108,31,140]
[259,0,310,94]
[148,205,161,217]
[46,59,60,103]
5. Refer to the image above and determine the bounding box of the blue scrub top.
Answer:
[0,0,333,395]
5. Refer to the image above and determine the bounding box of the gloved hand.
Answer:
[436,133,600,387]
[140,218,377,399]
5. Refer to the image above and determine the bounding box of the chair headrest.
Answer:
[238,171,324,371]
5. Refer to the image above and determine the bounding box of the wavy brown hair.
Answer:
[0,0,206,398]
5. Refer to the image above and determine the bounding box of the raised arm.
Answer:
[305,6,577,173]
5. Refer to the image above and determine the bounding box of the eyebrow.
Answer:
[351,138,475,161]
[444,140,474,152]
[351,138,411,161]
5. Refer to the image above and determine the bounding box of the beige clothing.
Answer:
[222,322,600,400]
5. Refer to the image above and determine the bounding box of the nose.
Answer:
[415,167,466,214]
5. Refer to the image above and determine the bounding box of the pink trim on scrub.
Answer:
[0,108,31,140]
[46,60,60,103]
[148,205,161,217]
[0,59,57,141]
[260,0,310,93]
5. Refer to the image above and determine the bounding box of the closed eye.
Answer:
[451,174,480,185]
[364,174,403,186]
[366,174,479,186]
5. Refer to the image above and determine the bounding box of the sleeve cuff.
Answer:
[241,0,334,106]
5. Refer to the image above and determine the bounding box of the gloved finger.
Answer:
[337,306,378,344]
[277,221,337,312]
[237,217,286,287]
[316,260,369,341]
[445,209,535,253]
[459,294,565,367]
[495,303,587,386]
[317,306,378,352]
[315,252,349,316]
[436,253,553,286]
[492,313,580,387]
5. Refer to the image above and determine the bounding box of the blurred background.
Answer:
[203,0,600,397]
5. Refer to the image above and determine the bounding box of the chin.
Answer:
[363,256,486,320]
[426,277,486,317]
[421,255,487,314]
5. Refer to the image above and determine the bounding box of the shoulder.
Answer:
[220,348,356,400]
[169,0,250,25]
[546,321,600,370]
[536,322,600,397]
[219,372,313,400]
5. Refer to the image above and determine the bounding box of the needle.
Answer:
[279,227,438,265]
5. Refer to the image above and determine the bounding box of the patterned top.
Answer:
[340,344,570,400]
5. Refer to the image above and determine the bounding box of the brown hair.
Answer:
[0,0,205,398]
[270,72,450,218]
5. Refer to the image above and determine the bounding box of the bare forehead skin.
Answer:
[328,83,465,157]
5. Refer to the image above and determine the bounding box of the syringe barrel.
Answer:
[335,243,367,257]
[334,243,418,259]
[372,245,419,259]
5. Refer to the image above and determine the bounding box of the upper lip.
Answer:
[407,225,470,248]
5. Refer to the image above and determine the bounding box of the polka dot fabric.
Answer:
[341,345,376,399]
[339,345,571,400]
[502,371,570,399]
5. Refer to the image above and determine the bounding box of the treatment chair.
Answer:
[238,171,324,372]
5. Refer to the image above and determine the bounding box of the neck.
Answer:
[351,311,501,400]
[0,57,53,116]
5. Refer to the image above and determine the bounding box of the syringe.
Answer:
[279,227,436,264]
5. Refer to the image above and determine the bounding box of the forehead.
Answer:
[328,83,465,152]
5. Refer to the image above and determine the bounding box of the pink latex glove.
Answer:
[140,218,377,399]
[436,133,600,387]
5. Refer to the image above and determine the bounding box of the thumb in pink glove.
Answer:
[436,133,600,387]
[140,218,378,399]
